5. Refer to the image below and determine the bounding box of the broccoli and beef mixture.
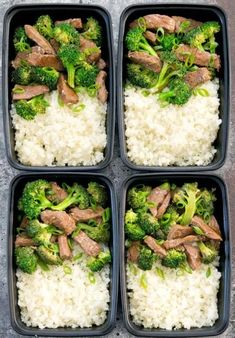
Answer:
[125,182,222,272]
[11,15,108,120]
[15,179,111,274]
[125,14,221,105]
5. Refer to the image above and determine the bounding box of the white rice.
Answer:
[127,260,221,330]
[16,244,110,329]
[11,91,107,166]
[124,79,221,166]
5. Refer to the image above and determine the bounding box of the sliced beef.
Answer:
[12,84,49,100]
[49,39,60,53]
[73,230,101,256]
[58,234,72,260]
[69,207,104,222]
[20,216,29,229]
[144,236,167,257]
[191,216,222,241]
[57,74,79,105]
[184,67,211,88]
[167,224,194,240]
[47,182,68,204]
[24,25,55,55]
[163,235,202,250]
[128,51,162,73]
[157,192,171,218]
[184,243,201,270]
[41,210,76,235]
[11,51,31,68]
[173,16,202,33]
[147,186,169,218]
[130,14,175,33]
[144,30,157,44]
[96,70,108,104]
[208,215,222,237]
[15,235,35,247]
[80,36,101,63]
[31,46,45,54]
[175,44,221,71]
[97,58,107,70]
[28,53,64,70]
[127,241,140,263]
[55,18,83,29]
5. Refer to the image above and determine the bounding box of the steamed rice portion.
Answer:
[127,261,221,330]
[17,245,110,329]
[124,79,221,166]
[11,91,107,166]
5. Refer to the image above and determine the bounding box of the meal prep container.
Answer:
[2,4,115,171]
[8,172,119,336]
[120,173,231,337]
[117,4,230,171]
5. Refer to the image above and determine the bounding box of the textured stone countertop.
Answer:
[0,0,234,337]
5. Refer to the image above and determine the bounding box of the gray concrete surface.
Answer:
[0,0,234,337]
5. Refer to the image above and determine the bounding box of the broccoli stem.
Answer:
[67,65,75,88]
[139,42,157,56]
[181,190,197,225]
[51,196,77,211]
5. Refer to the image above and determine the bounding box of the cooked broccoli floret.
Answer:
[138,213,159,235]
[138,246,156,270]
[196,189,216,222]
[87,181,108,207]
[162,249,186,269]
[12,64,32,85]
[126,63,158,89]
[125,26,157,56]
[36,245,62,265]
[198,241,218,264]
[13,27,31,53]
[159,205,180,235]
[159,78,192,105]
[158,33,180,51]
[26,219,52,246]
[76,220,110,243]
[127,185,152,211]
[32,66,60,90]
[125,222,145,241]
[125,209,138,224]
[82,17,102,46]
[53,23,79,45]
[15,246,37,274]
[15,94,49,120]
[58,44,84,88]
[35,15,54,40]
[87,250,111,272]
[75,63,99,88]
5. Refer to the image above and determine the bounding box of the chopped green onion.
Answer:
[87,85,98,97]
[72,252,83,261]
[206,267,211,278]
[140,273,148,289]
[67,238,74,250]
[70,103,85,113]
[102,207,111,223]
[193,88,209,97]
[137,17,147,31]
[141,89,150,97]
[63,265,72,275]
[192,226,205,236]
[12,87,25,94]
[88,271,96,284]
[57,94,64,107]
[156,27,164,42]
[155,267,165,280]
[128,262,138,275]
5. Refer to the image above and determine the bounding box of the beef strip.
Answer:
[20,216,29,229]
[73,230,101,256]
[127,241,140,263]
[47,182,68,203]
[12,84,49,100]
[175,44,221,71]
[144,236,167,257]
[147,186,169,218]
[97,58,107,70]
[96,70,108,103]
[24,25,55,55]
[15,235,35,247]
[57,74,79,105]
[184,67,211,88]
[12,51,64,71]
[31,46,45,54]
[167,224,194,240]
[157,192,171,218]
[55,18,83,29]
[191,216,222,241]
[58,234,72,260]
[184,243,201,270]
[80,36,101,63]
[49,39,60,53]
[208,215,222,237]
[69,207,104,222]
[11,51,30,68]
[130,14,175,33]
[163,235,203,250]
[41,210,76,235]
[144,30,157,44]
[128,51,162,73]
[172,16,202,33]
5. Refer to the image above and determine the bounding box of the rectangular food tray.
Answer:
[120,173,231,337]
[117,4,230,171]
[8,172,119,336]
[2,4,115,171]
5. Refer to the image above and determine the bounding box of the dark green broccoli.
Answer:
[15,95,49,120]
[58,44,84,88]
[126,63,158,89]
[138,246,156,270]
[15,246,37,274]
[32,66,60,90]
[125,26,157,56]
[87,250,111,272]
[87,181,108,207]
[82,17,102,46]
[159,78,192,105]
[162,249,186,269]
[158,33,181,51]
[127,185,152,211]
[125,222,145,241]
[26,219,52,246]
[159,205,180,236]
[12,64,32,85]
[75,63,99,88]
[138,213,159,235]
[35,15,54,40]
[76,220,110,243]
[53,23,79,45]
[198,241,218,264]
[13,27,31,53]
[196,189,216,223]
[36,245,62,265]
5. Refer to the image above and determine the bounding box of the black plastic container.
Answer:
[8,172,118,336]
[120,173,231,337]
[117,4,230,171]
[2,4,115,171]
